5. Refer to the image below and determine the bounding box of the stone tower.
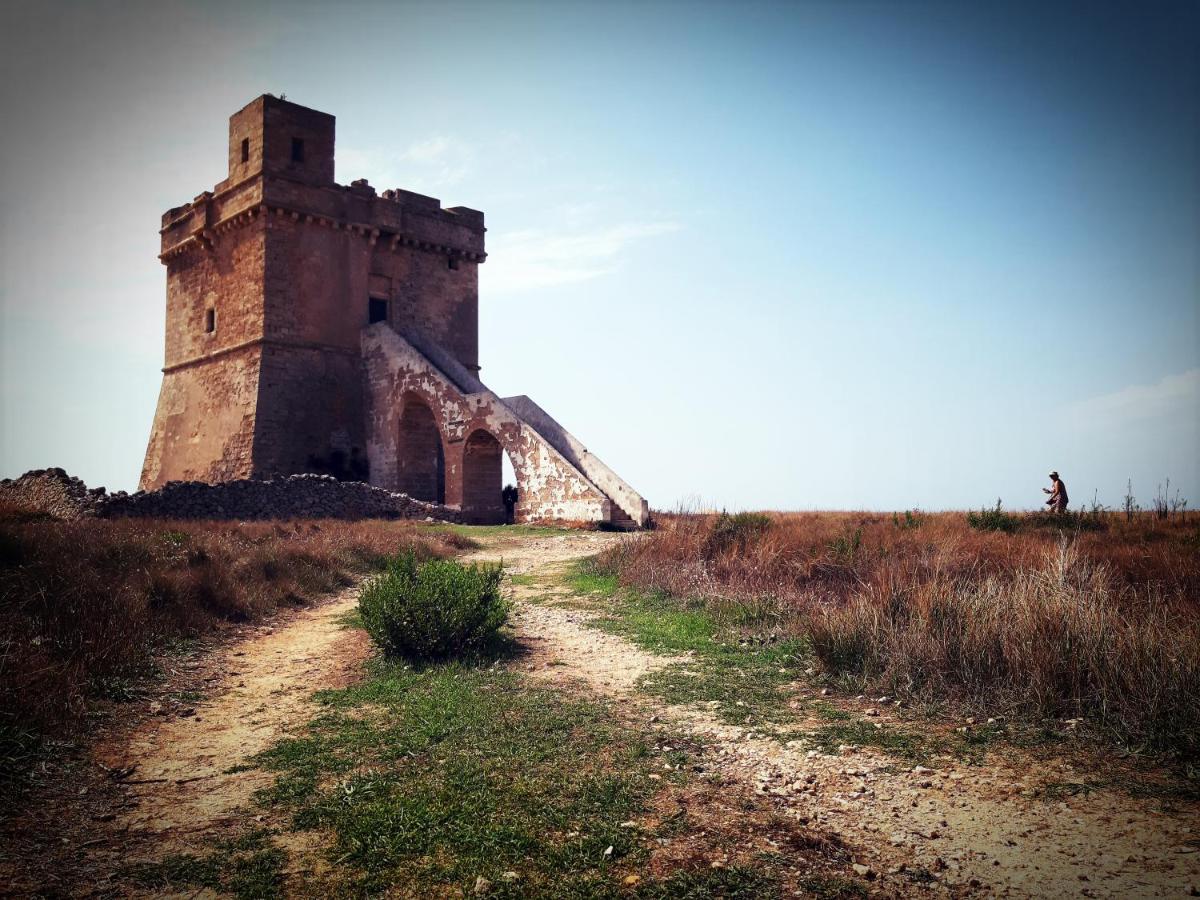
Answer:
[143,95,647,527]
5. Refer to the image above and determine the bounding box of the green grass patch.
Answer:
[567,567,621,596]
[635,866,781,898]
[566,563,806,726]
[123,830,285,899]
[798,874,869,898]
[812,702,852,722]
[1034,774,1200,806]
[240,656,747,897]
[795,717,1006,765]
[508,572,544,587]
[430,523,568,541]
[801,721,932,762]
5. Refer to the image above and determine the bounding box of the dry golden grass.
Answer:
[599,510,1200,757]
[0,515,471,746]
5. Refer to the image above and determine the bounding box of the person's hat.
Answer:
[1049,470,1059,478]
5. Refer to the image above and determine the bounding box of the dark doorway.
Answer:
[462,429,506,524]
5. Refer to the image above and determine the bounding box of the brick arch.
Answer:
[460,428,508,524]
[396,394,445,504]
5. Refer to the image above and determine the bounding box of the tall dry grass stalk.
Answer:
[600,511,1200,756]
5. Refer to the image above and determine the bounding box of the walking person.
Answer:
[1043,470,1068,513]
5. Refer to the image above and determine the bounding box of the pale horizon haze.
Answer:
[1,0,1197,512]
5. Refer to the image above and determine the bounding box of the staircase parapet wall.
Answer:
[502,395,650,527]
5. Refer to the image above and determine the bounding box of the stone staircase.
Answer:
[362,324,648,529]
[607,504,639,531]
[501,394,650,529]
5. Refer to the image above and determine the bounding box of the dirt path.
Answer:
[88,587,369,868]
[13,529,1197,898]
[462,531,685,694]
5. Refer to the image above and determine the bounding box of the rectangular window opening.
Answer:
[291,137,305,162]
[447,256,460,270]
[205,308,216,333]
[240,137,250,163]
[368,297,388,325]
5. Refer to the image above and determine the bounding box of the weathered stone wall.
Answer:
[251,343,366,481]
[1,469,461,523]
[163,222,267,367]
[141,346,263,488]
[141,212,270,489]
[0,469,106,519]
[503,395,650,527]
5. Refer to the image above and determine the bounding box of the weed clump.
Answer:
[706,511,772,555]
[966,499,1022,533]
[359,552,507,662]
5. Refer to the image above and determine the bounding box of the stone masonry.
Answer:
[142,95,647,527]
[0,468,462,523]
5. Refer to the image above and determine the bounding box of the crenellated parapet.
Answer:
[159,175,485,264]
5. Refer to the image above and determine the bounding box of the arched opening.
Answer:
[396,398,444,503]
[461,429,508,524]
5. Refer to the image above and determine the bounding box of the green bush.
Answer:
[966,499,1021,533]
[359,552,508,662]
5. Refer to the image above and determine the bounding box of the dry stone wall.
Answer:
[0,469,461,523]
[0,469,107,519]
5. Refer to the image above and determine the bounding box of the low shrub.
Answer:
[828,527,863,563]
[359,552,507,662]
[966,500,1022,533]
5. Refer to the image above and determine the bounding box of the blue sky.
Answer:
[1,0,1196,511]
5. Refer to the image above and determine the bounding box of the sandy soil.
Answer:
[4,529,1197,898]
